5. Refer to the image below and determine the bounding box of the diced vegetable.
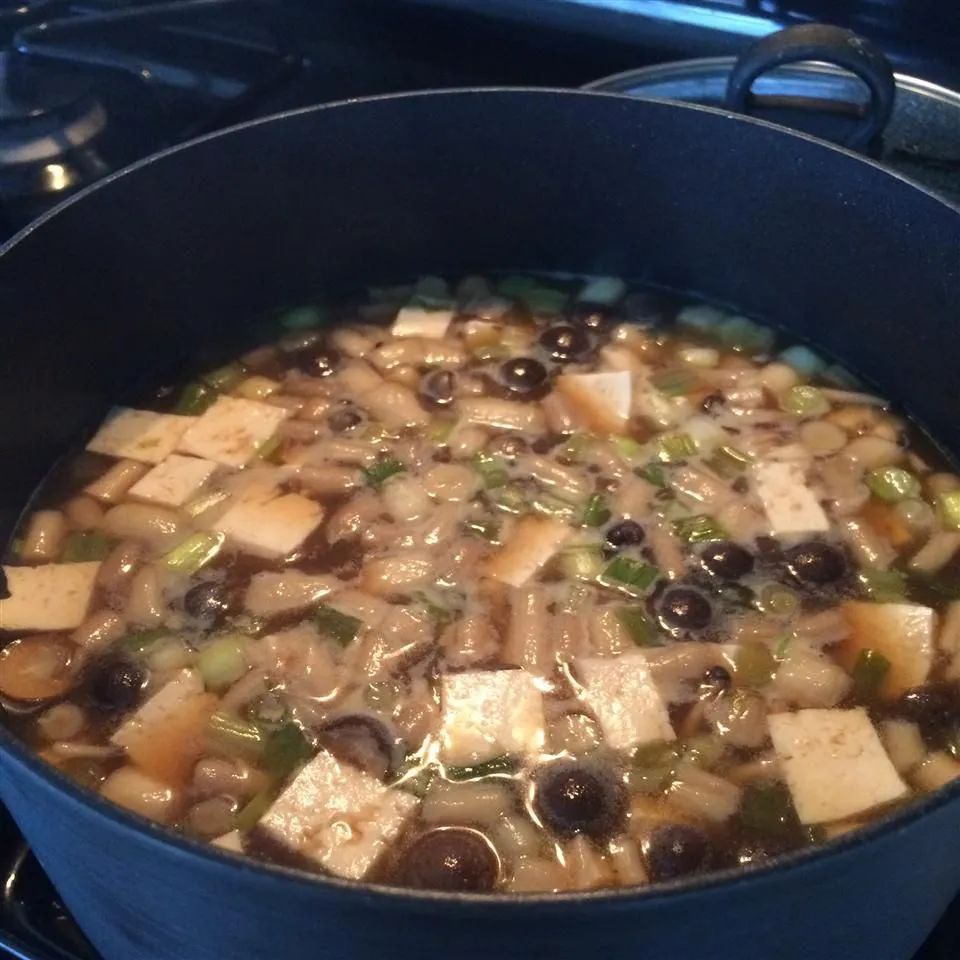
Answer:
[600,556,660,596]
[706,445,753,478]
[617,606,657,647]
[756,583,799,616]
[61,530,113,563]
[445,754,518,781]
[174,382,217,415]
[779,385,830,417]
[937,490,960,530]
[207,711,265,758]
[658,433,697,463]
[492,484,527,514]
[734,643,777,688]
[363,456,406,489]
[161,532,225,576]
[235,790,277,833]
[851,649,891,701]
[672,514,726,543]
[865,467,921,503]
[581,494,611,528]
[858,568,908,603]
[262,723,314,779]
[560,545,605,581]
[639,463,667,487]
[198,636,248,691]
[738,782,797,839]
[121,628,170,655]
[651,368,701,397]
[203,361,246,390]
[314,604,362,647]
[531,495,577,522]
[717,317,775,353]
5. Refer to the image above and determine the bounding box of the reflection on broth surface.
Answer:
[2,272,960,893]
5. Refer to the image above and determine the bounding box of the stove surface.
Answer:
[0,2,958,958]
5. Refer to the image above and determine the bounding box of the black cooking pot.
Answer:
[0,89,959,960]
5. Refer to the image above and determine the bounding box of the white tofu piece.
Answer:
[576,653,675,750]
[769,708,908,825]
[215,491,324,559]
[212,830,244,853]
[391,305,453,339]
[254,750,419,879]
[578,276,626,305]
[128,454,219,508]
[111,669,205,751]
[244,571,340,616]
[0,562,100,631]
[482,516,571,587]
[86,408,192,464]
[439,669,545,765]
[752,460,829,536]
[177,396,290,468]
[557,371,632,434]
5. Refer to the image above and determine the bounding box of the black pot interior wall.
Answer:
[0,90,957,542]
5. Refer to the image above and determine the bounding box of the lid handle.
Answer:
[725,24,895,152]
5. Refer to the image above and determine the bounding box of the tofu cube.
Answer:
[215,491,324,559]
[752,460,829,535]
[439,669,545,765]
[111,669,217,786]
[391,305,453,339]
[557,371,632,435]
[769,708,907,824]
[0,562,100,631]
[86,408,192,464]
[839,602,935,698]
[128,454,219,508]
[177,396,290,468]
[576,653,675,750]
[253,751,419,879]
[483,516,571,587]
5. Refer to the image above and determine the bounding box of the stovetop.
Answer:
[0,2,958,958]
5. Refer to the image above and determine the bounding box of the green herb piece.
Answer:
[462,517,500,541]
[629,741,683,794]
[937,490,960,530]
[263,723,314,779]
[581,494,612,528]
[426,419,456,443]
[858,568,908,603]
[613,436,644,461]
[445,754,517,781]
[207,711,265,759]
[651,367,701,397]
[235,789,277,833]
[756,583,799,616]
[617,605,658,646]
[390,754,437,798]
[473,452,510,489]
[739,782,798,838]
[532,496,577,521]
[121,628,171,655]
[717,316,775,353]
[600,556,660,596]
[202,361,245,391]
[493,484,527,514]
[245,693,289,731]
[363,456,405,489]
[734,643,777,688]
[560,433,596,462]
[314,604,362,647]
[673,514,726,543]
[255,433,283,463]
[865,467,921,503]
[774,631,795,660]
[161,532,225,575]
[639,463,668,487]
[779,385,830,417]
[560,545,605,582]
[658,433,697,463]
[198,635,249,692]
[414,591,457,626]
[174,381,217,415]
[680,735,726,770]
[851,648,891,700]
[278,305,324,331]
[707,445,753,478]
[61,530,113,563]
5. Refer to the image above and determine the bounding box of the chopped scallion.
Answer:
[262,723,314,779]
[560,545,605,581]
[865,467,920,503]
[532,496,577,521]
[852,648,890,700]
[473,453,510,489]
[600,556,660,595]
[202,361,245,391]
[581,494,611,528]
[734,643,776,687]
[613,436,644,461]
[858,568,908,603]
[255,433,283,463]
[617,605,657,646]
[445,754,517,781]
[235,789,276,833]
[651,367,701,397]
[493,484,527,514]
[363,456,405,489]
[937,490,960,530]
[774,631,795,660]
[756,583,799,616]
[739,782,797,838]
[718,317,775,353]
[658,433,697,463]
[207,711,265,759]
[161,532,225,576]
[639,463,668,487]
[314,604,362,646]
[426,419,456,443]
[559,433,596,462]
[778,345,825,378]
[198,635,249,692]
[174,381,217,415]
[673,514,726,543]
[60,530,113,563]
[707,445,753,478]
[121,628,170,655]
[779,385,830,417]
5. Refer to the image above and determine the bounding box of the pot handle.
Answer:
[725,23,895,152]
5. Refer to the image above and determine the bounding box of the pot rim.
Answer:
[1,86,959,910]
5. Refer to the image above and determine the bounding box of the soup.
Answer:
[2,273,960,894]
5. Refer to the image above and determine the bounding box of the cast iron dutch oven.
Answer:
[0,81,958,960]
